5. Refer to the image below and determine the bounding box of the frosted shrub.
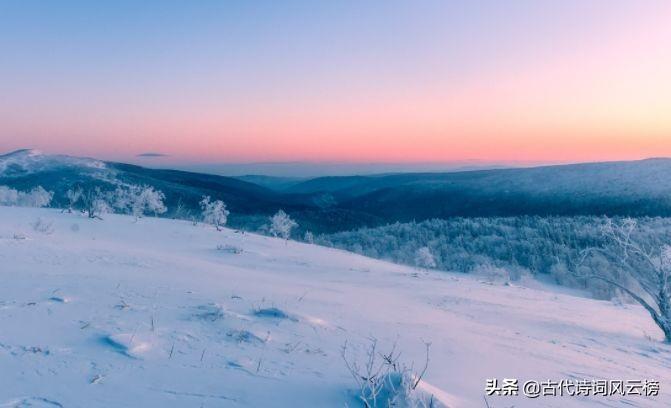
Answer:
[20,186,53,207]
[172,198,191,220]
[0,186,19,205]
[200,196,229,231]
[341,338,437,408]
[65,187,83,212]
[304,231,314,244]
[31,217,55,234]
[472,262,512,284]
[216,244,242,254]
[81,187,112,219]
[92,197,112,218]
[133,186,166,218]
[113,185,167,220]
[414,247,436,269]
[269,210,297,240]
[579,218,671,343]
[0,185,53,208]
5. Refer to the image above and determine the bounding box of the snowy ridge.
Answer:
[0,207,669,407]
[0,149,107,177]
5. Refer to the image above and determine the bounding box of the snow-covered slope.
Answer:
[0,149,107,177]
[0,207,669,407]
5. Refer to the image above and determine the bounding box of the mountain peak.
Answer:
[0,148,43,158]
[0,149,106,177]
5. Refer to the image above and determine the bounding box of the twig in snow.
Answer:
[411,340,431,390]
[90,374,104,384]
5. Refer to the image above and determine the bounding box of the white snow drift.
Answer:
[0,207,669,407]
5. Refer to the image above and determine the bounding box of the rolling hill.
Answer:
[286,158,671,224]
[3,149,671,233]
[0,149,318,229]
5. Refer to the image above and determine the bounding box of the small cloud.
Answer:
[137,152,168,158]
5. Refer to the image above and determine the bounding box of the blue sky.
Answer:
[1,1,670,165]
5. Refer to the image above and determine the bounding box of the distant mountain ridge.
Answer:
[0,149,315,229]
[2,149,671,233]
[0,149,107,176]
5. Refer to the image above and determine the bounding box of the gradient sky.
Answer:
[1,0,670,165]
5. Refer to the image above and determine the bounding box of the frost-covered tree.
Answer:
[172,197,190,220]
[199,196,229,231]
[110,186,132,214]
[64,187,83,213]
[132,186,167,219]
[81,187,112,219]
[414,247,436,269]
[304,231,314,244]
[112,185,167,220]
[269,209,297,240]
[0,185,53,208]
[579,218,671,343]
[21,186,53,207]
[0,186,19,206]
[317,216,608,283]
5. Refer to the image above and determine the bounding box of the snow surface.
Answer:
[0,207,669,407]
[0,149,107,176]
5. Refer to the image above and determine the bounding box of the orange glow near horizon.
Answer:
[2,2,671,165]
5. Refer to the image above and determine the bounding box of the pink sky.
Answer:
[1,1,670,164]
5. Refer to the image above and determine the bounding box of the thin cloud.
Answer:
[137,152,169,158]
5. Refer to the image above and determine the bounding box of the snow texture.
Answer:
[0,207,669,407]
